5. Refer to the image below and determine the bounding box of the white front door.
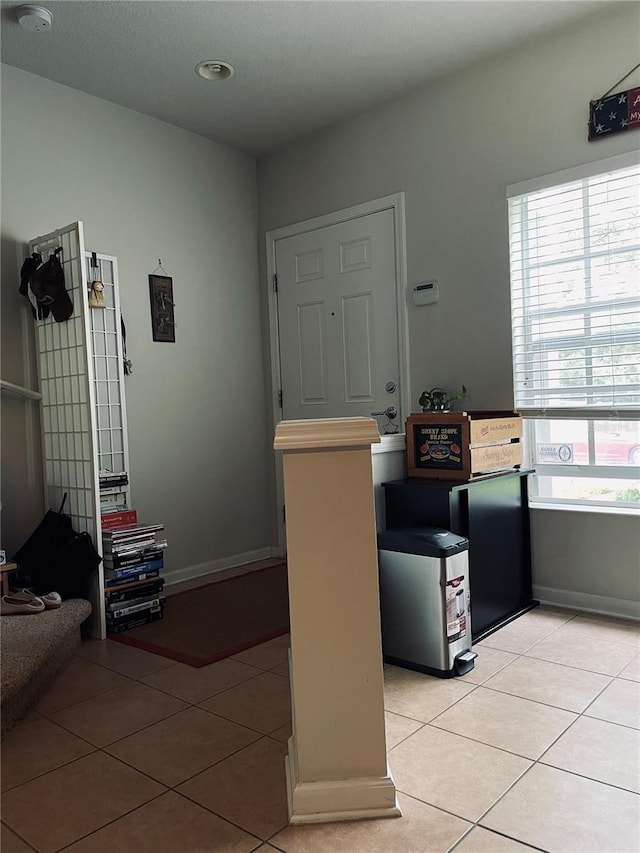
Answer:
[275,207,400,430]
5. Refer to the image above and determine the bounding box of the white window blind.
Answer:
[507,154,640,420]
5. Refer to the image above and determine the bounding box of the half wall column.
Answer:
[273,417,400,825]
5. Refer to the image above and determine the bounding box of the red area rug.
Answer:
[108,562,289,667]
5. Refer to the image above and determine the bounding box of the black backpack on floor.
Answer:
[13,495,101,600]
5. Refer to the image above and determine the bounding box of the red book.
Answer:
[101,509,138,530]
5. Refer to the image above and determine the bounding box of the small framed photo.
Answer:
[149,274,175,342]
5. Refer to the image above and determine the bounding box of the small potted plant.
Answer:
[418,385,467,413]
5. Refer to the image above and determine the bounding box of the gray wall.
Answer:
[256,5,640,610]
[1,65,273,575]
[531,509,640,618]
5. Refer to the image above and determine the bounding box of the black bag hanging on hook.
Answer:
[19,247,74,322]
[28,248,74,322]
[19,252,42,318]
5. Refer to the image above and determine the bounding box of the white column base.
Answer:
[285,737,402,825]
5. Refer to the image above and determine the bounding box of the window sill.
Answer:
[530,501,639,517]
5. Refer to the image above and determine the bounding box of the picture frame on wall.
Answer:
[149,274,175,342]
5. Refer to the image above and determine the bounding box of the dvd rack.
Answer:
[101,497,167,632]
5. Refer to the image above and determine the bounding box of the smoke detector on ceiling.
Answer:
[17,5,53,32]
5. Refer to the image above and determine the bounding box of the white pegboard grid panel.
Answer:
[32,224,97,537]
[85,255,126,475]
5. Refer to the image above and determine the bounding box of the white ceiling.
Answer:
[0,0,616,155]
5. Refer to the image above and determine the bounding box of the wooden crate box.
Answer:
[406,410,522,480]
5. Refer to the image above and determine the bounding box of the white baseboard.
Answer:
[163,546,279,588]
[534,585,640,621]
[285,738,401,825]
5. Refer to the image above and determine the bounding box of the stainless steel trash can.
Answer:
[377,526,477,678]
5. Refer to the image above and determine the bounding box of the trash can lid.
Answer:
[377,526,468,558]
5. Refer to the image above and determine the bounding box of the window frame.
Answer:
[523,418,640,511]
[507,151,640,512]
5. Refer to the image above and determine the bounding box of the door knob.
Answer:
[371,406,397,420]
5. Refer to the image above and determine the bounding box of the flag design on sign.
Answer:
[589,87,640,140]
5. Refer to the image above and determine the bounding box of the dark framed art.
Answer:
[149,274,175,342]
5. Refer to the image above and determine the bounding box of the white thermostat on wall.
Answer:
[412,280,440,306]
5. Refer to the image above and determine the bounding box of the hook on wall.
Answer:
[152,258,169,276]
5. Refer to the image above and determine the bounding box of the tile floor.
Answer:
[1,604,639,852]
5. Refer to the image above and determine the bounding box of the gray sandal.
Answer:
[8,588,62,610]
[1,595,45,615]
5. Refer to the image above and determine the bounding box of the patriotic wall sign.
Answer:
[589,87,640,141]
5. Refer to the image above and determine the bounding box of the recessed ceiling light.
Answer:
[17,4,53,32]
[195,61,234,81]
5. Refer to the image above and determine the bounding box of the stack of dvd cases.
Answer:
[99,470,130,516]
[103,522,167,632]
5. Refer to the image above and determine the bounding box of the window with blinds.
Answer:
[507,152,640,510]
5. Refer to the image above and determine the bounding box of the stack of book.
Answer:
[103,521,167,633]
[99,470,130,517]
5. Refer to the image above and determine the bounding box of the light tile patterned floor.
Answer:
[1,605,639,852]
